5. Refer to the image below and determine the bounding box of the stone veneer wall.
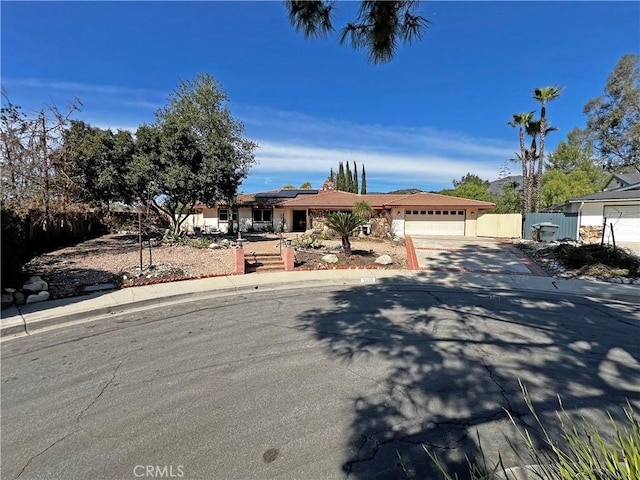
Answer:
[580,225,603,243]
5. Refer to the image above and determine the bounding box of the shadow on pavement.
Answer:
[296,276,640,479]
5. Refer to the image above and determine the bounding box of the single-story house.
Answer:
[182,188,496,238]
[551,173,640,252]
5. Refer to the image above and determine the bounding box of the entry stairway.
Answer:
[244,252,284,273]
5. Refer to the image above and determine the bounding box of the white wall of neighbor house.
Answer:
[202,207,219,230]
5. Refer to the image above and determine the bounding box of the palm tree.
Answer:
[284,1,430,64]
[325,212,366,256]
[533,86,563,212]
[526,119,558,211]
[508,112,535,213]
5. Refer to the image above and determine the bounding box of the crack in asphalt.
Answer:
[12,360,124,480]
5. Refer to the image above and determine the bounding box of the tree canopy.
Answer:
[284,1,430,64]
[584,53,640,169]
[133,73,257,235]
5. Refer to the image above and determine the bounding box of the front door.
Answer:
[292,210,307,232]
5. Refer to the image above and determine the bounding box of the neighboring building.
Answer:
[182,188,496,237]
[550,172,640,252]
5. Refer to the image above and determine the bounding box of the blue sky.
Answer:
[2,1,639,194]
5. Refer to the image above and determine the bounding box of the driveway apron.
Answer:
[408,236,547,276]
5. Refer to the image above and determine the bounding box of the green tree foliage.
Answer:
[547,127,608,190]
[132,73,257,235]
[352,200,373,219]
[533,85,563,212]
[345,161,353,192]
[361,164,367,194]
[328,168,335,184]
[584,54,640,169]
[300,181,312,189]
[440,173,491,202]
[284,1,431,64]
[62,121,135,206]
[337,162,345,191]
[353,162,358,194]
[282,184,296,189]
[541,168,596,209]
[493,183,524,214]
[507,111,535,213]
[325,212,366,255]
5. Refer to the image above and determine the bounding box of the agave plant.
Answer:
[325,212,366,256]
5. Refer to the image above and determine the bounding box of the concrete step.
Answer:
[245,253,285,273]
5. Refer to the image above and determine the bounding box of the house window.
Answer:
[219,209,237,222]
[443,211,449,215]
[435,210,441,215]
[253,209,272,222]
[412,210,419,215]
[458,210,465,215]
[428,210,434,215]
[420,210,426,215]
[405,210,411,215]
[451,211,457,215]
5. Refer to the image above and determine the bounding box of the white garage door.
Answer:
[404,209,466,236]
[604,205,639,242]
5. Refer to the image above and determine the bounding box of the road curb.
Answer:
[2,271,638,340]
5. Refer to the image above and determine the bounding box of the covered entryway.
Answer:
[292,210,307,232]
[404,209,466,236]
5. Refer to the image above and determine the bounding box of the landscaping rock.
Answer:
[22,276,48,293]
[322,254,339,264]
[14,291,26,306]
[1,293,13,308]
[375,254,393,265]
[208,243,221,249]
[26,291,50,304]
[4,288,17,294]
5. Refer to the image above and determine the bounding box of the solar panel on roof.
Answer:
[255,189,319,199]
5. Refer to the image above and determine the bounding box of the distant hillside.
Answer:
[386,188,424,195]
[489,175,523,196]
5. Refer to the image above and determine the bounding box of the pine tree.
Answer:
[361,164,367,194]
[329,168,335,183]
[345,162,353,192]
[337,162,345,191]
[353,162,358,194]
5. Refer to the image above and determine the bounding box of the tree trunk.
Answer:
[341,235,351,256]
[519,127,530,214]
[536,105,547,212]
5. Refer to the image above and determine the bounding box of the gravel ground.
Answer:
[23,232,407,298]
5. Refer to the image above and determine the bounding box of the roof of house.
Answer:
[280,190,495,209]
[565,190,640,203]
[604,172,640,191]
[384,192,495,208]
[195,189,496,210]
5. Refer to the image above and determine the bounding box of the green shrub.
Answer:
[1,208,28,287]
[291,235,324,249]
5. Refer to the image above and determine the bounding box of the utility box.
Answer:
[531,222,560,242]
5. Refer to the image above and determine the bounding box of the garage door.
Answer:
[604,205,639,242]
[404,209,466,236]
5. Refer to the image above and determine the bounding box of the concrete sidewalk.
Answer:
[2,269,639,339]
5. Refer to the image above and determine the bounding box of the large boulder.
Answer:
[1,293,13,308]
[322,254,339,264]
[26,291,50,304]
[14,291,26,306]
[22,276,48,293]
[375,255,393,265]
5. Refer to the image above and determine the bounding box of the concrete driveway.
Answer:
[408,236,545,276]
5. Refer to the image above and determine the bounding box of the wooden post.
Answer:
[610,222,616,252]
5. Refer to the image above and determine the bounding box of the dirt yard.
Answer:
[23,232,408,298]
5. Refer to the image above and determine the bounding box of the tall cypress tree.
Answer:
[353,162,358,194]
[337,162,345,191]
[361,164,367,194]
[329,168,335,184]
[345,162,353,193]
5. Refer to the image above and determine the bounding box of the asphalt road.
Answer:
[2,280,639,480]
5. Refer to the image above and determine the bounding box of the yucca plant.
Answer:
[325,212,366,255]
